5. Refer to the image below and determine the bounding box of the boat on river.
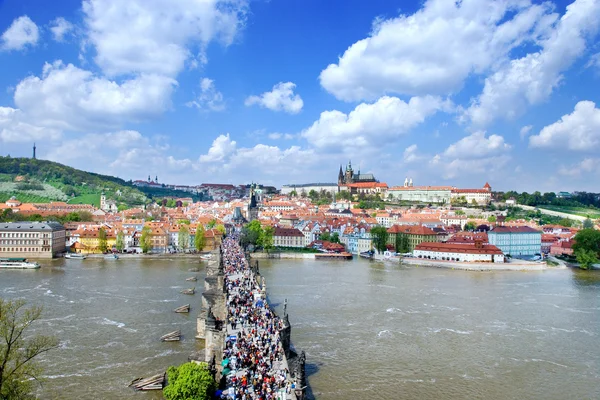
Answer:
[200,254,213,260]
[65,253,87,260]
[359,250,374,259]
[104,254,119,260]
[0,258,40,269]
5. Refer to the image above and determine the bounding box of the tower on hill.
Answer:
[33,143,36,159]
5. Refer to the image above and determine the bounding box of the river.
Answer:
[0,257,599,399]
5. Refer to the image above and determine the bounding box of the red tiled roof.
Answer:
[415,242,503,255]
[491,226,541,234]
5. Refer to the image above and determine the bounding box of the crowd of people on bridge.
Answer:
[218,237,293,400]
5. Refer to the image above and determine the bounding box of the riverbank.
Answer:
[401,257,559,271]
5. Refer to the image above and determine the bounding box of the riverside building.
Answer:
[0,221,66,258]
[487,226,542,256]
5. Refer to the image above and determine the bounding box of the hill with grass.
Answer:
[0,156,149,207]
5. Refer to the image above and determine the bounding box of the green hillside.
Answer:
[0,156,148,207]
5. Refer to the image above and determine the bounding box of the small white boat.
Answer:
[200,254,213,260]
[104,254,119,260]
[65,253,87,260]
[0,258,40,269]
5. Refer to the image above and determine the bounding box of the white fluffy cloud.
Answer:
[245,82,303,114]
[198,133,316,183]
[82,0,248,77]
[0,107,61,143]
[50,17,74,42]
[319,0,557,101]
[529,100,600,150]
[465,0,600,126]
[199,134,238,162]
[444,131,511,158]
[431,131,512,179]
[302,95,450,150]
[1,15,39,51]
[14,61,176,130]
[186,78,225,111]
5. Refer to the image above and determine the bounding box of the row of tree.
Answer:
[0,209,94,224]
[497,191,600,208]
[572,229,600,269]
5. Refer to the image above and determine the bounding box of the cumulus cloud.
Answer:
[1,15,39,51]
[199,133,238,162]
[464,0,600,126]
[0,107,61,143]
[50,17,74,42]
[186,78,225,111]
[268,132,294,140]
[82,0,248,77]
[14,61,176,130]
[444,131,511,158]
[245,82,303,114]
[529,100,600,150]
[198,133,316,183]
[319,0,557,101]
[431,131,512,179]
[302,95,451,151]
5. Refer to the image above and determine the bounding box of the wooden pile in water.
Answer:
[186,276,197,282]
[160,330,181,342]
[181,287,195,295]
[174,304,190,313]
[129,373,165,390]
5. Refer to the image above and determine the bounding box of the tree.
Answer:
[115,231,125,252]
[319,232,331,242]
[140,226,152,253]
[455,210,465,215]
[163,362,216,400]
[240,225,259,250]
[261,226,274,252]
[572,228,600,256]
[575,249,598,270]
[117,204,128,212]
[0,299,59,400]
[98,228,108,253]
[308,189,318,202]
[583,218,594,229]
[215,224,226,236]
[330,232,340,244]
[487,215,497,223]
[178,225,190,251]
[290,190,297,197]
[194,225,206,251]
[370,226,389,254]
[464,221,477,231]
[395,233,410,253]
[247,220,264,247]
[557,218,573,227]
[207,219,217,229]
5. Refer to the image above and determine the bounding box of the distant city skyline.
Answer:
[1,0,600,191]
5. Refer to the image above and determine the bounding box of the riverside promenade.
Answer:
[215,237,304,399]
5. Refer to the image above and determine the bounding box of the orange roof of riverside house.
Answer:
[451,188,491,193]
[415,242,503,255]
[393,225,438,235]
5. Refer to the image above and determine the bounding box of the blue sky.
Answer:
[1,0,600,192]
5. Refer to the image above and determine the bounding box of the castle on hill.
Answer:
[337,160,378,185]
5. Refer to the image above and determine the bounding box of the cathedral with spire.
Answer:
[337,160,378,185]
